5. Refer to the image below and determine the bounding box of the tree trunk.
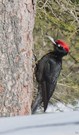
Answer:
[0,0,36,116]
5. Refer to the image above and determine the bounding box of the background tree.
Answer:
[0,0,36,116]
[33,0,79,107]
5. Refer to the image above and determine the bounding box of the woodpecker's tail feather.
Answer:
[32,92,42,114]
[42,81,49,112]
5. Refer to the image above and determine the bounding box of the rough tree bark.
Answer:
[0,0,36,116]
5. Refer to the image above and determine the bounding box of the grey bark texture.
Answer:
[0,0,36,116]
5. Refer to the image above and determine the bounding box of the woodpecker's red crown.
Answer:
[56,40,69,53]
[47,36,70,53]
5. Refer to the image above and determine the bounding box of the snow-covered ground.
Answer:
[46,101,79,113]
[0,101,79,135]
[36,100,79,114]
[0,111,79,135]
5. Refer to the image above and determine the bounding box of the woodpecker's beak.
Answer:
[46,35,56,45]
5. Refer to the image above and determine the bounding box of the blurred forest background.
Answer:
[33,0,79,108]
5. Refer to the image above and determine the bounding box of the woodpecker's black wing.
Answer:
[42,58,62,112]
[32,55,49,114]
[35,54,50,83]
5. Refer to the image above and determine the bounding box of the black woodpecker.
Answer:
[32,36,69,114]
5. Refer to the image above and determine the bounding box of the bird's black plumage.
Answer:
[32,52,62,113]
[32,39,69,114]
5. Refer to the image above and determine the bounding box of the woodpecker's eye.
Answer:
[58,44,63,50]
[58,44,61,47]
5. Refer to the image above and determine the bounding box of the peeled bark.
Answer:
[0,0,36,116]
